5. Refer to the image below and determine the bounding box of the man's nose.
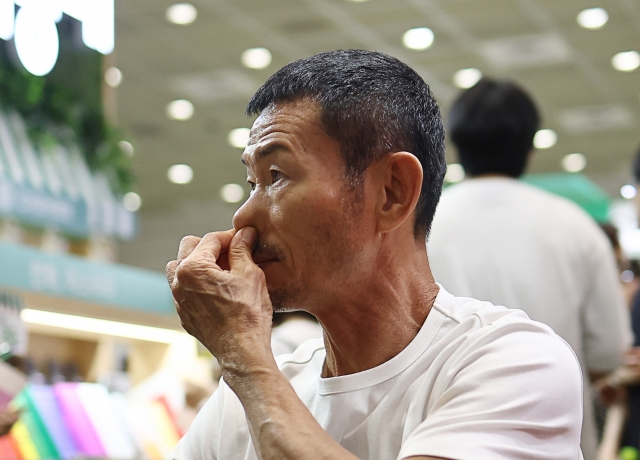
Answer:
[232,191,261,231]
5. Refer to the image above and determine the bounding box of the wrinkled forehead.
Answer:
[248,99,323,143]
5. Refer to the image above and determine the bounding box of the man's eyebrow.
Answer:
[241,142,287,165]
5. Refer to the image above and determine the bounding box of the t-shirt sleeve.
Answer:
[398,327,583,460]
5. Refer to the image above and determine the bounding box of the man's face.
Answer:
[232,100,374,313]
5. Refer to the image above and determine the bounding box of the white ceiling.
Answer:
[114,0,640,271]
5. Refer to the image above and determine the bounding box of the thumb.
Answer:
[228,227,258,272]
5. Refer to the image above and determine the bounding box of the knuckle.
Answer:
[179,235,197,246]
[175,259,204,281]
[165,260,177,273]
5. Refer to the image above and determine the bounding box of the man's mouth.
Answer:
[251,239,284,269]
[253,256,279,269]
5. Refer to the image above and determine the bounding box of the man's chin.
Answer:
[267,285,300,313]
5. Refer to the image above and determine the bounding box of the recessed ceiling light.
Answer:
[533,129,557,149]
[561,153,586,173]
[228,128,251,148]
[402,27,434,51]
[166,3,197,25]
[166,99,194,120]
[444,163,465,183]
[453,68,482,89]
[612,51,640,72]
[118,140,134,156]
[621,184,637,199]
[168,164,193,184]
[104,66,122,88]
[123,192,141,212]
[241,47,272,70]
[577,8,608,29]
[220,184,245,203]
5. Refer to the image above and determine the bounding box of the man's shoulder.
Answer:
[434,288,577,362]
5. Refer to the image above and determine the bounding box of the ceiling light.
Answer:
[118,140,134,157]
[0,0,14,40]
[122,192,142,212]
[561,153,586,173]
[402,27,434,51]
[444,163,465,183]
[21,309,184,343]
[104,66,122,88]
[228,128,251,148]
[14,6,60,76]
[533,129,557,149]
[241,47,272,70]
[166,3,197,25]
[168,164,193,184]
[453,68,482,89]
[621,185,637,199]
[612,51,640,72]
[220,184,245,203]
[166,99,194,121]
[577,8,608,29]
[122,192,141,212]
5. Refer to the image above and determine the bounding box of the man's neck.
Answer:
[312,241,439,378]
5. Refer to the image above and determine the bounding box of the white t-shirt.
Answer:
[428,178,633,460]
[174,286,583,460]
[271,317,324,357]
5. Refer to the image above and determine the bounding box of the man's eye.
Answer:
[270,170,283,183]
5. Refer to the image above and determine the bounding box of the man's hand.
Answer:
[0,408,19,436]
[166,228,274,370]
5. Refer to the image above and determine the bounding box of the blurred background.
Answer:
[0,0,639,459]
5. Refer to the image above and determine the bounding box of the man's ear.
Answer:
[373,152,423,234]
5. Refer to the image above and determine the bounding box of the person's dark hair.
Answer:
[633,144,640,182]
[246,49,446,238]
[449,79,540,178]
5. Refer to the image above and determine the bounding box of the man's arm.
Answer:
[582,228,633,373]
[167,228,359,460]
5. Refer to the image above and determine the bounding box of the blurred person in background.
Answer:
[605,144,640,451]
[428,78,633,460]
[167,51,583,460]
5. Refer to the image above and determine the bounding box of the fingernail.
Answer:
[240,227,257,246]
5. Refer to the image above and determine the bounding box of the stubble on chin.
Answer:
[268,285,303,313]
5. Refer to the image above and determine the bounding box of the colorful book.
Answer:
[0,433,21,460]
[12,391,57,459]
[52,382,106,458]
[75,383,138,460]
[10,420,40,460]
[27,385,78,459]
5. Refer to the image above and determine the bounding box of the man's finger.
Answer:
[228,227,258,273]
[185,229,237,267]
[178,236,202,262]
[166,260,178,286]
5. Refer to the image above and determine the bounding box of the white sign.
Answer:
[0,0,114,76]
